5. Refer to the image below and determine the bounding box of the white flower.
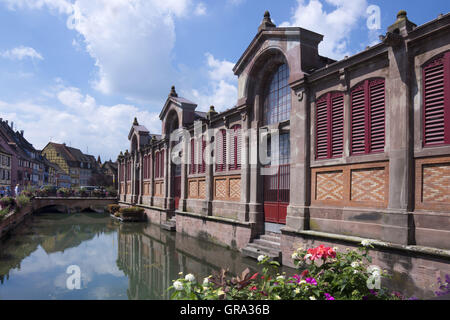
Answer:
[361,239,372,247]
[277,275,285,281]
[309,296,316,300]
[367,265,381,276]
[299,280,306,285]
[185,274,196,282]
[351,262,360,268]
[203,277,209,286]
[294,288,300,294]
[353,270,359,274]
[291,252,299,260]
[304,253,312,260]
[333,247,338,252]
[173,281,183,291]
[257,255,266,262]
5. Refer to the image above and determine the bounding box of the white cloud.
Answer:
[194,2,206,16]
[280,0,369,60]
[65,0,185,100]
[1,46,44,61]
[0,83,161,160]
[0,0,73,14]
[185,53,237,112]
[2,0,195,101]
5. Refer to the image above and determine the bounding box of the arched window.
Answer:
[144,155,148,179]
[155,151,164,179]
[229,125,242,171]
[423,52,450,147]
[350,78,385,155]
[155,152,159,178]
[120,162,125,183]
[264,64,291,125]
[215,129,227,172]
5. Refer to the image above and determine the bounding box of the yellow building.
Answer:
[41,142,97,188]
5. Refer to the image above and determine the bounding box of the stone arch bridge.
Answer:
[32,197,117,214]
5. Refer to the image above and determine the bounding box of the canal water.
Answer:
[0,212,278,300]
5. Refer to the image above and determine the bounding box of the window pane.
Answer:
[264,64,291,125]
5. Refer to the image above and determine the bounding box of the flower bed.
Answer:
[169,241,428,300]
[118,207,146,222]
[108,204,121,215]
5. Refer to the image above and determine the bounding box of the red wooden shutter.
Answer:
[190,138,196,174]
[316,97,328,159]
[351,85,367,155]
[198,136,206,174]
[155,152,159,178]
[161,150,164,178]
[216,130,226,172]
[222,130,227,171]
[369,79,385,153]
[423,54,448,146]
[149,155,151,178]
[235,125,242,169]
[331,93,344,158]
[229,125,241,170]
[143,156,146,179]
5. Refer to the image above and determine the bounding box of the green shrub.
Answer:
[119,207,144,215]
[106,186,118,198]
[57,188,72,197]
[108,204,121,214]
[16,195,31,210]
[92,189,106,198]
[0,197,15,209]
[0,205,11,220]
[22,190,34,198]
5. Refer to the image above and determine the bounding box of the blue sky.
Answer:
[0,0,448,160]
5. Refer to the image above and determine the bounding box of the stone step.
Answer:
[241,244,281,262]
[253,238,280,250]
[260,234,281,243]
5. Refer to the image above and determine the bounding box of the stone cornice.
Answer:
[233,27,323,76]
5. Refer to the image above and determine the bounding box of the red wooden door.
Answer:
[263,164,290,224]
[173,164,181,210]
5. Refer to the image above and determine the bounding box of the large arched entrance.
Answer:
[166,111,182,210]
[261,63,291,225]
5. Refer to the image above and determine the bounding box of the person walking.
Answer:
[0,187,4,198]
[15,184,20,197]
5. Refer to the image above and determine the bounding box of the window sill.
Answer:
[310,152,389,168]
[414,145,450,159]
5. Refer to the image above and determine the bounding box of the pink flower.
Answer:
[324,293,335,300]
[306,278,317,286]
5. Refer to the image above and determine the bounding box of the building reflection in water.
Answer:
[0,213,283,300]
[116,223,263,300]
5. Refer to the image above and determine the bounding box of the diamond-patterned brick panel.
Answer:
[229,178,241,200]
[316,171,344,201]
[198,180,206,199]
[423,164,450,202]
[215,179,227,199]
[189,180,198,198]
[351,168,385,202]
